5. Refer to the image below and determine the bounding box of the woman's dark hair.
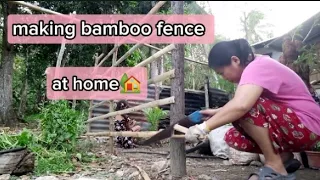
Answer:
[208,38,255,68]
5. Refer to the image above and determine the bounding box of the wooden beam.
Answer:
[143,43,208,66]
[86,96,175,123]
[135,44,176,67]
[148,69,175,85]
[170,1,186,179]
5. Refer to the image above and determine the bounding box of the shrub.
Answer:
[143,107,169,131]
[39,100,86,152]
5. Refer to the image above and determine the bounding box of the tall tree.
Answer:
[0,2,18,126]
[240,10,274,44]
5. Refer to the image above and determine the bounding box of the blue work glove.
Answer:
[188,110,203,123]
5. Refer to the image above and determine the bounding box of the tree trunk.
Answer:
[18,49,29,118]
[0,2,18,126]
[170,1,186,179]
[18,80,28,118]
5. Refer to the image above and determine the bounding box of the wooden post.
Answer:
[170,1,186,179]
[109,100,115,154]
[204,76,209,108]
[109,47,118,154]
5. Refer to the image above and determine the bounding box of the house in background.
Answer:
[251,37,283,60]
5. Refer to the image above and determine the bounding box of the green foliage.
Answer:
[0,129,37,150]
[39,100,86,152]
[295,44,319,71]
[0,100,91,175]
[240,10,274,44]
[143,107,169,131]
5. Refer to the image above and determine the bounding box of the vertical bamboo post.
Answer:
[170,1,186,179]
[204,76,209,108]
[109,45,119,154]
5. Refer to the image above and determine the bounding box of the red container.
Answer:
[306,151,320,170]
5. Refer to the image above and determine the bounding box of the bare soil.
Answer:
[58,139,319,180]
[114,143,320,180]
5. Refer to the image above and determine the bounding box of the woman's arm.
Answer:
[204,84,263,131]
[200,108,222,116]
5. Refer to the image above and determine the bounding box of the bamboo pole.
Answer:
[85,131,186,138]
[111,1,167,67]
[143,43,208,66]
[86,96,175,123]
[9,1,167,67]
[204,76,209,108]
[9,1,65,15]
[112,45,175,82]
[109,100,115,154]
[87,100,93,132]
[97,45,119,67]
[135,44,176,67]
[113,43,141,67]
[88,100,110,110]
[148,69,175,85]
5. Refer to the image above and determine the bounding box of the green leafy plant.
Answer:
[143,107,169,131]
[0,128,38,150]
[295,44,319,71]
[39,100,86,152]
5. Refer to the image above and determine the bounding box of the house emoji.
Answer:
[124,76,140,93]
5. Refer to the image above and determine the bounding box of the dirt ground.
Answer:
[114,144,320,180]
[2,126,319,180]
[56,139,319,180]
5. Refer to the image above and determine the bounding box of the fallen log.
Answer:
[0,147,35,175]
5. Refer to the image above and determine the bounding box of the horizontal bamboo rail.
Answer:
[85,131,186,138]
[85,124,195,139]
[135,44,176,67]
[10,1,65,15]
[88,100,110,111]
[148,69,175,85]
[86,96,175,123]
[143,43,208,66]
